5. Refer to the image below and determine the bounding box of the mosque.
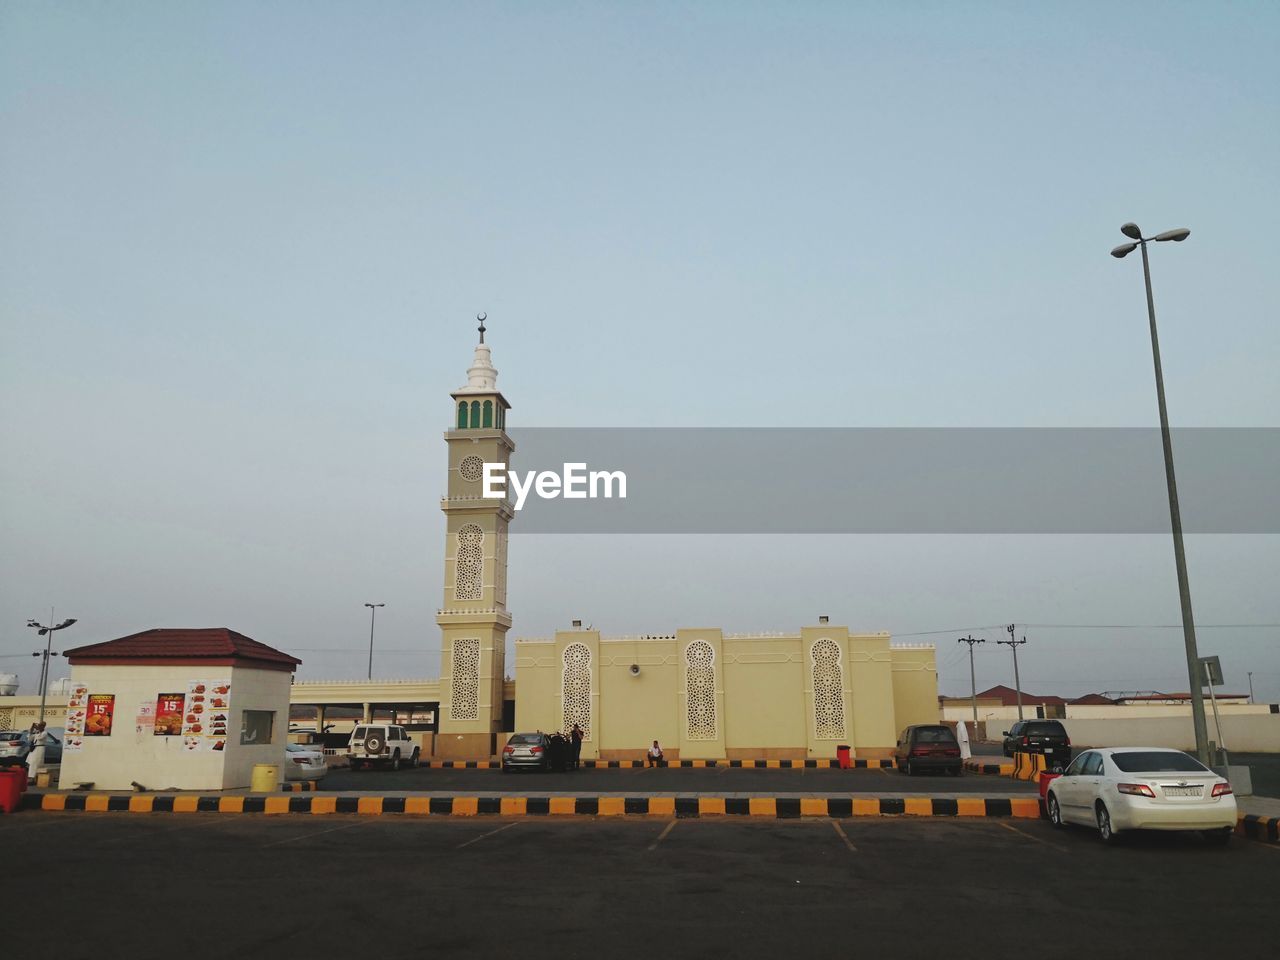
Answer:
[435,321,939,762]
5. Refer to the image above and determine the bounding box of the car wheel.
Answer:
[1096,802,1118,844]
[1047,793,1063,828]
[410,749,420,769]
[1202,828,1232,846]
[391,751,401,772]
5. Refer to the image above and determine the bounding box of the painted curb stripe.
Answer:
[414,758,895,770]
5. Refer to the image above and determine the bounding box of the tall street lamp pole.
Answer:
[1111,222,1209,764]
[364,603,385,680]
[27,611,78,724]
[957,636,985,728]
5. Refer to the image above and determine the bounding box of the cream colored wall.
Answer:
[57,664,291,791]
[890,647,940,731]
[938,701,1274,724]
[511,626,935,757]
[846,633,896,750]
[598,638,679,754]
[724,636,805,751]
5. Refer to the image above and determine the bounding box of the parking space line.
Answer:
[647,819,677,851]
[456,821,519,849]
[262,819,371,847]
[996,820,1066,853]
[831,820,857,853]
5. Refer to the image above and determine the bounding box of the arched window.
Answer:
[561,643,592,739]
[469,400,481,428]
[810,638,847,740]
[685,640,717,740]
[497,406,505,429]
[482,399,493,428]
[457,402,468,429]
[454,524,484,601]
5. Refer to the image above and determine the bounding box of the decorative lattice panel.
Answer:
[811,638,847,740]
[685,640,718,740]
[561,642,592,738]
[494,528,507,604]
[0,707,12,731]
[459,455,485,482]
[450,637,480,721]
[454,523,484,601]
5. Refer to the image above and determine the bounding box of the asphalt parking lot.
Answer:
[4,813,1273,960]
[321,764,1038,793]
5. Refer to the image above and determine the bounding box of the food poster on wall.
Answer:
[182,680,231,752]
[134,702,155,738]
[154,693,186,736]
[64,683,89,751]
[85,694,116,736]
[206,680,231,752]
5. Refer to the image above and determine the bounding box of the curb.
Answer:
[963,760,1015,777]
[1236,813,1280,844]
[21,793,1041,818]
[416,758,896,770]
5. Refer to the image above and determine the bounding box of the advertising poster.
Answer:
[64,683,88,751]
[206,680,231,753]
[135,703,155,737]
[182,679,208,751]
[85,694,116,736]
[154,693,186,736]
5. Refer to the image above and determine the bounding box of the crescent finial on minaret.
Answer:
[477,312,487,343]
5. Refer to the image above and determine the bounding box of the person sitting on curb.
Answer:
[647,740,664,767]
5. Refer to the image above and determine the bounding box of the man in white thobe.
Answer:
[955,719,971,760]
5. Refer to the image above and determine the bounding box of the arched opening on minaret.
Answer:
[482,400,493,428]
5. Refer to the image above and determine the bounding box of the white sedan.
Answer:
[285,742,329,781]
[1046,747,1236,844]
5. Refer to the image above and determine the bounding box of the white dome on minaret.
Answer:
[456,313,499,394]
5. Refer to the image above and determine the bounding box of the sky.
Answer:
[2,2,1277,701]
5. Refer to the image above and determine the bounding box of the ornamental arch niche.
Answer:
[684,640,717,740]
[561,642,592,738]
[810,637,847,741]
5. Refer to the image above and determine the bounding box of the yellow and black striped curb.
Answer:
[963,759,1015,777]
[278,780,321,792]
[1236,814,1279,844]
[413,758,895,769]
[21,793,1041,818]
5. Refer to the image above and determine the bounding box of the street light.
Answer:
[27,612,77,723]
[1110,221,1209,764]
[364,603,385,680]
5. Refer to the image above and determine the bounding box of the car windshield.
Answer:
[1110,751,1207,774]
[286,744,304,753]
[509,734,543,745]
[0,732,25,742]
[914,728,956,743]
[1025,722,1065,736]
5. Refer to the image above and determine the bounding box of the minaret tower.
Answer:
[437,314,514,751]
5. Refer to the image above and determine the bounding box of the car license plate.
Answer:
[1163,786,1202,797]
[515,748,530,756]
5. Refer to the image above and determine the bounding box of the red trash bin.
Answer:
[836,745,852,769]
[1038,770,1061,815]
[0,769,25,814]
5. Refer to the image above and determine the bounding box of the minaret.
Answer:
[437,314,514,750]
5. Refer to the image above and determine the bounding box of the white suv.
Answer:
[347,724,420,771]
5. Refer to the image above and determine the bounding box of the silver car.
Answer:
[501,732,550,772]
[0,729,64,767]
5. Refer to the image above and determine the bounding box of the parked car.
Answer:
[501,732,551,772]
[284,742,328,781]
[1045,747,1236,845]
[894,724,962,776]
[0,729,64,767]
[346,724,419,771]
[1002,719,1072,770]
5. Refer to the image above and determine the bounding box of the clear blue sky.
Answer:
[2,3,1277,699]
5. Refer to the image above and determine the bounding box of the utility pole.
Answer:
[998,625,1027,721]
[957,635,985,728]
[364,603,385,680]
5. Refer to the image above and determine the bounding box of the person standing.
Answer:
[569,724,584,770]
[955,719,971,760]
[26,721,48,785]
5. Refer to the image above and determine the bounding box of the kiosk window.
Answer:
[240,710,275,745]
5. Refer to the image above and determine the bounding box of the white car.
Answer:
[1046,747,1236,845]
[284,742,328,781]
[347,724,420,771]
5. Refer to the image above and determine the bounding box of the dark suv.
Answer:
[894,724,962,776]
[1002,719,1072,770]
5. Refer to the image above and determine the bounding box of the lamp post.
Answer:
[27,611,77,723]
[364,603,385,680]
[1110,222,1210,764]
